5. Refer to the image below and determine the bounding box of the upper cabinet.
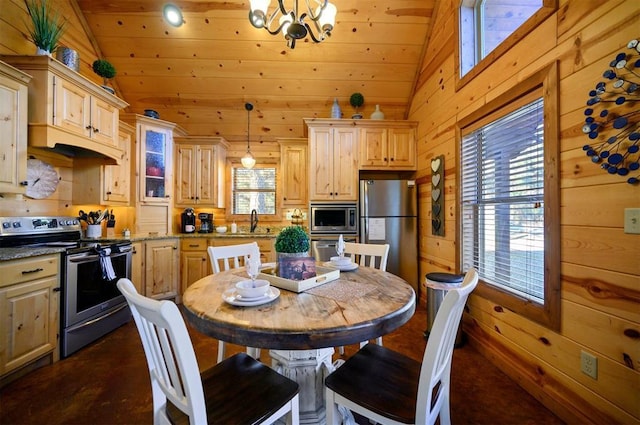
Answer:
[73,121,133,205]
[359,121,417,170]
[0,55,128,164]
[279,138,308,207]
[0,60,31,195]
[305,119,359,201]
[174,136,228,208]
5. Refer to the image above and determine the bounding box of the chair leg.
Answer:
[339,346,345,355]
[376,336,383,346]
[217,340,226,363]
[288,394,299,425]
[325,388,341,425]
[246,347,261,360]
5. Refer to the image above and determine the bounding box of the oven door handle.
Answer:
[68,255,101,262]
[72,304,129,328]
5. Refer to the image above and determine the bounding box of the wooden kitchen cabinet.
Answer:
[359,121,417,170]
[279,138,308,207]
[0,55,128,164]
[305,119,358,201]
[122,114,185,235]
[72,120,133,205]
[130,241,144,295]
[211,237,275,264]
[174,136,228,208]
[0,255,60,377]
[144,238,179,301]
[0,61,31,195]
[180,238,210,293]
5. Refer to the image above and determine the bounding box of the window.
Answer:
[458,63,559,329]
[231,165,277,215]
[456,0,556,86]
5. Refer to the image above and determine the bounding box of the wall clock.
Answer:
[25,158,59,199]
[582,37,640,185]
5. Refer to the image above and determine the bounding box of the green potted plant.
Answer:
[275,226,310,254]
[24,0,66,55]
[349,92,364,119]
[92,59,117,94]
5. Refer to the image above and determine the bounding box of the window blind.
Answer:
[231,167,276,215]
[461,97,545,303]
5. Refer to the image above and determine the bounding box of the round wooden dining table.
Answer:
[182,265,416,424]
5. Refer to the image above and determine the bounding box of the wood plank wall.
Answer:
[409,0,639,423]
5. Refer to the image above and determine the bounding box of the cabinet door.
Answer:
[103,125,131,204]
[91,96,118,146]
[280,142,308,206]
[0,276,59,375]
[332,127,358,200]
[0,69,28,194]
[144,239,179,300]
[54,76,91,137]
[388,127,416,169]
[181,251,209,291]
[197,145,217,205]
[139,124,172,203]
[175,144,197,205]
[308,127,334,201]
[130,242,144,294]
[359,127,388,169]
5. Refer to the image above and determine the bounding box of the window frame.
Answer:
[455,0,557,90]
[456,62,560,330]
[226,160,282,222]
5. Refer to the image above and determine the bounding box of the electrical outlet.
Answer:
[580,350,598,380]
[285,211,293,220]
[624,208,640,234]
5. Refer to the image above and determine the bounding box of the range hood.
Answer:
[28,123,124,165]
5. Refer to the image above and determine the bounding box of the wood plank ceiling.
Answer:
[75,0,435,143]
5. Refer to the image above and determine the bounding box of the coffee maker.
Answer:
[181,208,196,233]
[198,212,213,233]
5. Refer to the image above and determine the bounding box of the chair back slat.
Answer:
[208,242,260,274]
[343,242,390,271]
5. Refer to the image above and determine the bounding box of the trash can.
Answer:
[425,272,465,347]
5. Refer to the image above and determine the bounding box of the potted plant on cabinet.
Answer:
[350,92,364,119]
[92,59,117,94]
[24,0,66,55]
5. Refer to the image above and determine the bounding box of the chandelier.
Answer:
[249,0,337,49]
[241,103,256,169]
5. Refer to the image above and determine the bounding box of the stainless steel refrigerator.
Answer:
[359,179,418,290]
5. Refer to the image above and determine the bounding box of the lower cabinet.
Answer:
[180,238,209,293]
[0,255,60,377]
[143,239,179,301]
[130,242,144,294]
[211,238,275,264]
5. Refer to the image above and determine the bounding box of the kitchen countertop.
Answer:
[0,230,282,261]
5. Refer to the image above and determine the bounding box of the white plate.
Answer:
[323,261,359,271]
[222,287,280,306]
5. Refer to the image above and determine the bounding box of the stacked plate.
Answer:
[325,256,359,271]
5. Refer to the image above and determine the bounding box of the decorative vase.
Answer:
[56,47,80,72]
[331,98,342,118]
[370,104,385,120]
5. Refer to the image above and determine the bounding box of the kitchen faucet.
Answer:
[250,209,258,233]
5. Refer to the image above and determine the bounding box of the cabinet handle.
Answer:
[390,157,394,161]
[21,267,44,274]
[165,195,170,198]
[106,191,112,195]
[94,127,100,133]
[189,244,199,248]
[53,287,61,292]
[173,246,177,250]
[20,181,28,186]
[86,125,92,130]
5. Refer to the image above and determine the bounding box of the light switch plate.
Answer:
[624,208,640,234]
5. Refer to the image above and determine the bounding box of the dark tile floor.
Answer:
[0,304,564,424]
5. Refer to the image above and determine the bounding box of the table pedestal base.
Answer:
[270,348,335,424]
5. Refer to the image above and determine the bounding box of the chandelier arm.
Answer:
[276,0,288,15]
[305,22,326,43]
[305,0,328,22]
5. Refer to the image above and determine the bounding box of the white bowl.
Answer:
[235,279,270,299]
[216,226,227,233]
[330,256,352,266]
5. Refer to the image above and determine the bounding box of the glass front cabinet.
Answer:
[140,123,172,202]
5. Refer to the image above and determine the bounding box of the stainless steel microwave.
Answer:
[309,203,358,234]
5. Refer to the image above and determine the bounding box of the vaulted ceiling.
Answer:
[74,0,435,144]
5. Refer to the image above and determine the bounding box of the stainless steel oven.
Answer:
[310,234,358,262]
[62,242,132,358]
[309,203,358,235]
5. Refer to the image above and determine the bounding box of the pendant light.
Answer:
[241,102,256,169]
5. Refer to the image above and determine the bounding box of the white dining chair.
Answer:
[208,242,262,363]
[325,268,478,425]
[117,278,300,425]
[341,242,390,352]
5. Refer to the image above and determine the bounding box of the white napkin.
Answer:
[337,234,345,257]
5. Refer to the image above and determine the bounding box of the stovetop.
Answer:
[0,216,82,249]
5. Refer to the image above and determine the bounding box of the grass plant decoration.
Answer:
[350,92,365,116]
[275,226,310,253]
[92,59,117,85]
[24,0,66,54]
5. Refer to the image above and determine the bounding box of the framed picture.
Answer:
[278,256,317,281]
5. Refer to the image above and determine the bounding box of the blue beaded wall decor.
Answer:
[582,38,640,185]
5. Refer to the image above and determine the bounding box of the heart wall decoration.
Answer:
[431,155,444,236]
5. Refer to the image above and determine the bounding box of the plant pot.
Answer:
[56,47,80,72]
[351,113,363,119]
[275,251,309,277]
